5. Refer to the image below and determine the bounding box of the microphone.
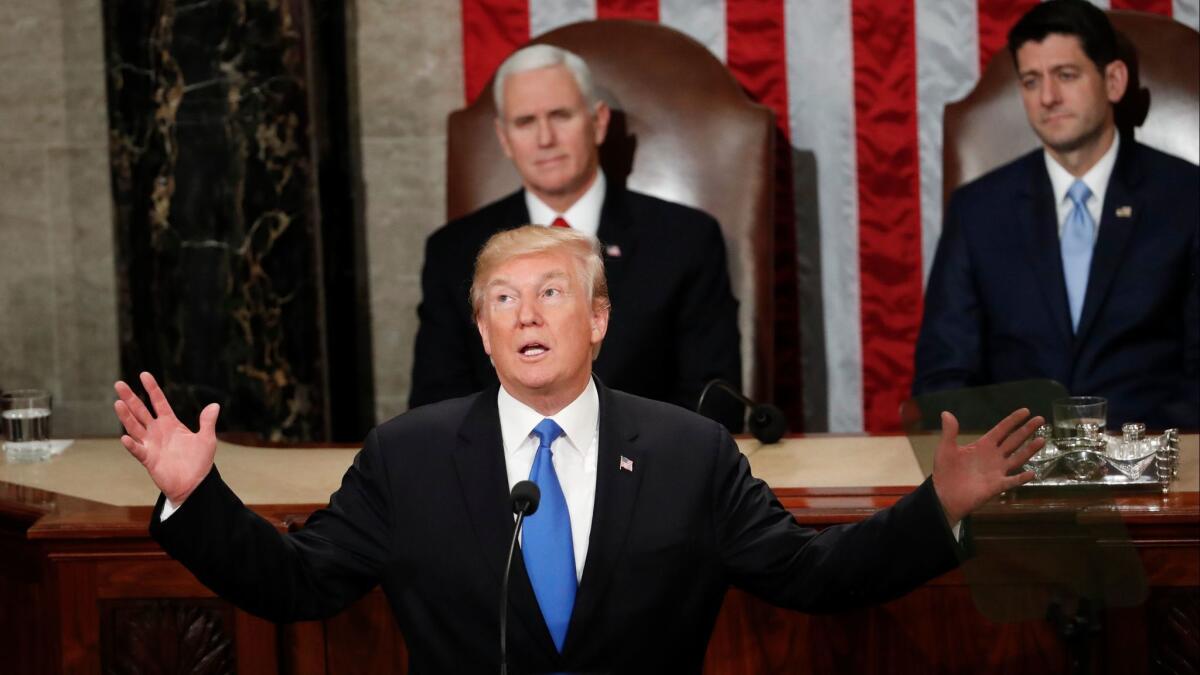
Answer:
[697,379,788,444]
[501,480,539,675]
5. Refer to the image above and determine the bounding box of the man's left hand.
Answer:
[932,408,1044,527]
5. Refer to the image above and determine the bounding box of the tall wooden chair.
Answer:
[446,20,777,402]
[944,11,1199,197]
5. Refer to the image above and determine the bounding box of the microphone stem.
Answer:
[697,379,753,414]
[500,509,526,675]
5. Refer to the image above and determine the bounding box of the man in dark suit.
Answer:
[410,43,743,430]
[115,226,1043,673]
[914,0,1199,429]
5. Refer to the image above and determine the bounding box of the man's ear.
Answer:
[477,315,493,356]
[495,117,514,160]
[592,100,611,146]
[590,302,610,346]
[1104,59,1129,104]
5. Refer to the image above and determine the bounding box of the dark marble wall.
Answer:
[103,0,335,441]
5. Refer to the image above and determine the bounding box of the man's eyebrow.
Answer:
[485,269,568,288]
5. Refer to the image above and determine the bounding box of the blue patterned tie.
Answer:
[1061,179,1096,332]
[523,418,576,652]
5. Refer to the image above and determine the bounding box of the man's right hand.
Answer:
[113,372,219,506]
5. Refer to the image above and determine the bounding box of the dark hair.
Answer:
[1007,0,1119,70]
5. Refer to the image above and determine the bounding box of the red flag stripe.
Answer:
[853,0,922,432]
[726,1,791,139]
[726,1,802,420]
[461,0,530,104]
[976,0,1039,76]
[597,0,659,22]
[1111,0,1173,15]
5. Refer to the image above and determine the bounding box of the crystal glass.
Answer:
[1023,424,1061,480]
[2,389,53,462]
[1106,423,1157,480]
[1052,396,1108,439]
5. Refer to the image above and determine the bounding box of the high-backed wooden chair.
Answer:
[944,11,1199,198]
[446,20,776,402]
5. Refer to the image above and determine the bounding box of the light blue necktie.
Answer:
[522,418,576,652]
[1061,179,1096,332]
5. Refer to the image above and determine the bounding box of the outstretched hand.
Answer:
[113,372,219,505]
[932,408,1044,527]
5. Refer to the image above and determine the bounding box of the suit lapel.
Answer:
[1075,140,1143,343]
[1018,155,1074,344]
[595,186,637,298]
[503,189,533,228]
[451,386,559,658]
[563,380,645,655]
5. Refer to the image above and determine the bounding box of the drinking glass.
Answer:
[1052,396,1107,439]
[2,389,53,462]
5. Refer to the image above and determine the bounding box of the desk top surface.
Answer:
[1,434,1195,510]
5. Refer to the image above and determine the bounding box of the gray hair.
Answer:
[492,44,599,113]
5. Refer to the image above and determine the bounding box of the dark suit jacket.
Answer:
[914,139,1199,429]
[410,185,744,429]
[152,381,961,673]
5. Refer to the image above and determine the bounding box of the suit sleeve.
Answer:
[913,191,986,395]
[150,429,394,622]
[674,216,744,432]
[410,231,483,408]
[710,427,961,612]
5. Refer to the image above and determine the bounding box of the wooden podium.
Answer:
[1,436,1196,674]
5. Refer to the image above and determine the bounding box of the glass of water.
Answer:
[2,389,53,462]
[1052,396,1107,439]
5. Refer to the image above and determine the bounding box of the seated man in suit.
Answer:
[411,43,744,430]
[914,0,1199,429]
[114,225,1044,673]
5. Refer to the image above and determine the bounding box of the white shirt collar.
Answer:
[497,377,599,460]
[1044,133,1120,236]
[523,170,606,237]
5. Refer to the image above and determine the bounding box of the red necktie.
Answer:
[551,217,571,229]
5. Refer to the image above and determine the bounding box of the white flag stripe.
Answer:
[1088,0,1113,10]
[916,0,979,282]
[1177,0,1200,30]
[784,0,863,432]
[530,0,594,39]
[660,0,727,63]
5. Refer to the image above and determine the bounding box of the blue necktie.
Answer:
[1061,179,1096,331]
[523,418,576,652]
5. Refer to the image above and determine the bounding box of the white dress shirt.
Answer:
[1044,133,1119,240]
[498,378,599,582]
[524,170,606,237]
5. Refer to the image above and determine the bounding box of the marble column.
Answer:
[103,0,329,441]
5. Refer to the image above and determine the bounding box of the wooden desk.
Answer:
[1,436,1196,674]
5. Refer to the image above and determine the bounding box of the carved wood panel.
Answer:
[100,599,235,675]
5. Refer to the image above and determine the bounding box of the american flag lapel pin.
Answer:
[619,455,634,472]
[1115,206,1133,218]
[605,244,622,258]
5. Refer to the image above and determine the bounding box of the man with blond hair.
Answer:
[410,43,743,430]
[117,225,1044,673]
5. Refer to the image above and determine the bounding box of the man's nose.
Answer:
[517,299,542,325]
[1039,78,1060,107]
[536,117,555,147]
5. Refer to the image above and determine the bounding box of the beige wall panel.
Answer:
[356,0,464,418]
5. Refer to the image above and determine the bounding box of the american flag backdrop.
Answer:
[458,0,1199,433]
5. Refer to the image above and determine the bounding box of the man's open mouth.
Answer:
[520,342,549,357]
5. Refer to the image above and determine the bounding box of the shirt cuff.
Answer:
[160,495,180,521]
